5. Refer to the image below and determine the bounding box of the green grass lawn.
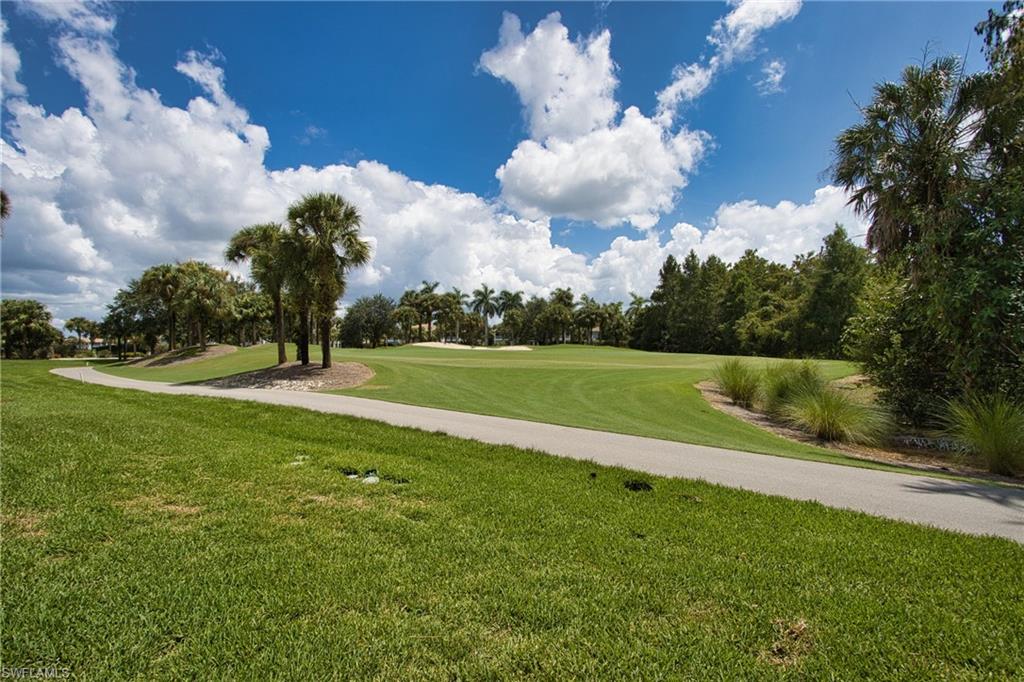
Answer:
[3,360,1022,678]
[100,343,868,465]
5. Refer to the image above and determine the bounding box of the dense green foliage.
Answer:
[4,361,1023,677]
[0,299,61,359]
[838,4,1024,423]
[944,394,1024,476]
[338,294,396,348]
[631,226,870,359]
[101,263,266,359]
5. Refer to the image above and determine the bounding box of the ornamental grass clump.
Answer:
[783,385,892,445]
[943,394,1024,477]
[762,362,826,416]
[713,358,761,409]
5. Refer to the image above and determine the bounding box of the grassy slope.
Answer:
[100,343,861,464]
[3,361,1022,678]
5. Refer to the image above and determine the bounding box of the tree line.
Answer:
[0,215,874,361]
[630,225,869,359]
[338,283,633,349]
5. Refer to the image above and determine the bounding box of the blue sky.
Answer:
[0,1,997,321]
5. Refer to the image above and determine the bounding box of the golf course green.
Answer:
[99,343,869,465]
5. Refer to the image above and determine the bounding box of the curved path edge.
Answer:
[52,367,1024,543]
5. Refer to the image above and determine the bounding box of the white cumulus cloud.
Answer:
[496,107,708,229]
[656,0,801,122]
[0,7,595,320]
[482,12,710,230]
[479,12,619,142]
[0,1,846,325]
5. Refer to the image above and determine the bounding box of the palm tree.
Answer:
[226,223,289,365]
[85,320,100,350]
[0,189,9,237]
[64,317,89,350]
[626,293,648,325]
[471,284,498,346]
[392,305,419,344]
[176,261,228,350]
[601,302,626,346]
[450,287,469,342]
[140,264,182,351]
[832,56,987,262]
[280,231,315,364]
[549,288,575,343]
[0,189,9,219]
[1,299,60,359]
[497,289,524,316]
[576,295,602,344]
[418,280,440,341]
[287,193,371,369]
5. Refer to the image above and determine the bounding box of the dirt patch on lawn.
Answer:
[761,619,813,667]
[130,344,237,367]
[2,510,50,538]
[697,380,1012,480]
[201,361,374,391]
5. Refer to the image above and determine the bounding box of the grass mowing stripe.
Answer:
[3,360,1023,678]
[100,344,876,467]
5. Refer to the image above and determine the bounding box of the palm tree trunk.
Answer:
[168,310,176,351]
[298,306,310,365]
[198,320,207,351]
[320,315,332,369]
[274,293,286,365]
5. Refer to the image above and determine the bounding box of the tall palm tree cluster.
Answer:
[384,282,630,347]
[100,193,370,367]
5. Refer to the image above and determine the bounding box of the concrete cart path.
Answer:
[52,366,1024,543]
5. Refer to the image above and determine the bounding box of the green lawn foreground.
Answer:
[100,343,877,467]
[3,360,1022,679]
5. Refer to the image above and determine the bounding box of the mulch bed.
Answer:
[202,361,374,392]
[696,380,1019,482]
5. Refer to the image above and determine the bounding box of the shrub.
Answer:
[762,362,826,416]
[783,385,892,445]
[713,358,761,409]
[943,394,1024,476]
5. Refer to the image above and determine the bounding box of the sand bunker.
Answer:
[412,342,532,352]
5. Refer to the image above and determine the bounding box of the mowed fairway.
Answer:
[4,361,1023,678]
[100,344,861,465]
